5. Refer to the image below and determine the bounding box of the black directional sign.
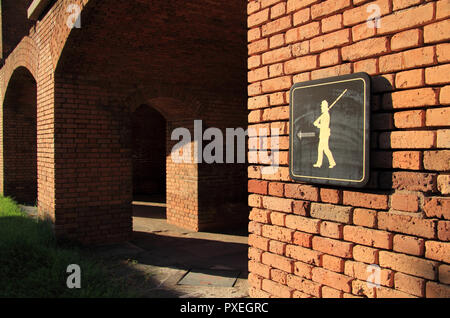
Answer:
[289,72,371,188]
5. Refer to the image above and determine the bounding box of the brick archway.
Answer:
[1,67,37,204]
[44,0,248,243]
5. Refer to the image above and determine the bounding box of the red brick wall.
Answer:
[247,0,449,298]
[1,0,248,242]
[0,0,34,61]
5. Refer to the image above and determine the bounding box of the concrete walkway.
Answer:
[94,202,249,298]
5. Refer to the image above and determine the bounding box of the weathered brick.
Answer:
[425,64,450,85]
[437,44,450,63]
[426,281,450,298]
[386,88,438,109]
[284,184,319,201]
[262,224,293,243]
[379,131,436,149]
[310,203,353,224]
[379,251,438,280]
[262,251,294,273]
[313,236,353,258]
[248,9,270,28]
[393,234,425,256]
[353,208,377,228]
[286,0,320,13]
[249,234,270,251]
[353,245,379,264]
[320,188,342,204]
[423,197,450,219]
[248,272,263,289]
[285,214,321,234]
[376,285,417,298]
[286,22,320,43]
[250,208,271,223]
[344,260,394,287]
[343,191,388,210]
[262,279,293,298]
[286,274,321,297]
[286,244,322,266]
[321,14,343,33]
[294,261,313,279]
[249,260,271,278]
[310,29,351,52]
[341,37,389,61]
[426,107,450,127]
[381,171,437,192]
[425,241,450,263]
[439,264,450,284]
[262,196,292,213]
[437,174,450,195]
[293,231,313,248]
[377,3,434,35]
[391,29,421,51]
[378,213,437,239]
[393,110,425,129]
[262,46,292,65]
[423,151,450,171]
[311,0,350,19]
[312,267,353,292]
[261,76,292,93]
[321,286,343,298]
[320,221,344,239]
[343,225,393,249]
[394,272,425,297]
[438,221,450,241]
[321,256,344,276]
[293,8,311,26]
[342,0,390,26]
[379,47,435,73]
[424,19,450,44]
[395,69,424,89]
[270,211,286,226]
[390,193,420,212]
[284,55,318,74]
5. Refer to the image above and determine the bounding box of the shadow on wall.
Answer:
[365,76,398,193]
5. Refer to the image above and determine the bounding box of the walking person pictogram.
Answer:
[312,89,347,169]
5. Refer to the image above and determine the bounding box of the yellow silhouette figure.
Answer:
[313,100,336,169]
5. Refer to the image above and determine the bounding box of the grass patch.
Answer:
[0,196,137,298]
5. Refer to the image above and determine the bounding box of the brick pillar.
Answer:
[53,77,132,244]
[166,119,200,230]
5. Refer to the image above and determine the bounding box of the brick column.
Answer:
[247,0,450,298]
[52,76,132,244]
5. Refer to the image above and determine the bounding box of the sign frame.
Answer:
[289,72,371,188]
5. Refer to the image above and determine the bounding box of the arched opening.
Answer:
[132,104,167,203]
[2,67,37,205]
[53,0,248,244]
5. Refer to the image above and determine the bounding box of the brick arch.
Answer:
[50,0,89,70]
[124,85,203,120]
[1,37,38,103]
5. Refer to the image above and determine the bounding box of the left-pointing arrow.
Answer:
[297,131,316,140]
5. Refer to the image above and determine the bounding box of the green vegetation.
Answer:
[0,196,135,298]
